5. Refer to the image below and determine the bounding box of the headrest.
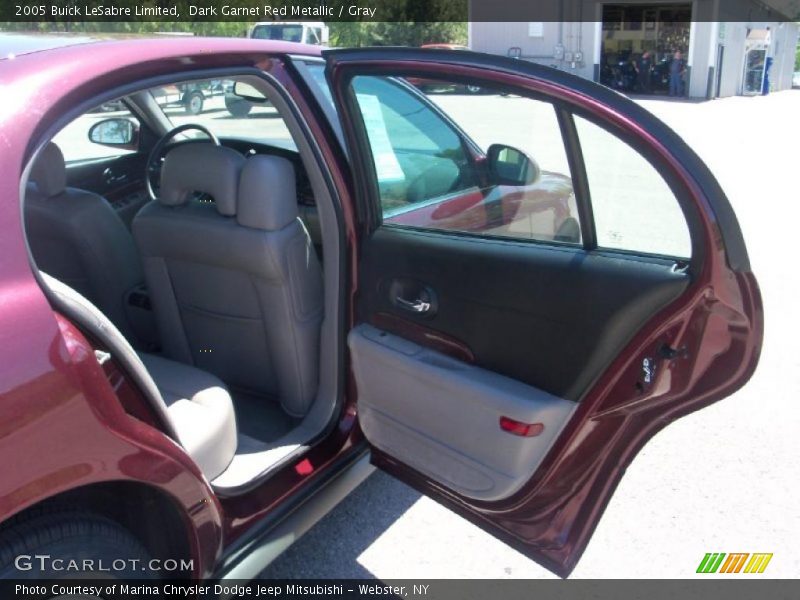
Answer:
[29,142,66,197]
[159,144,245,215]
[237,155,298,231]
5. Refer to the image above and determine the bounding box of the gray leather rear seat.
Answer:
[42,273,237,480]
[139,353,237,479]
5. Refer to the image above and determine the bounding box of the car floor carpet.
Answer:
[231,391,297,444]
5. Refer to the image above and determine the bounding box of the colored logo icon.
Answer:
[697,553,773,573]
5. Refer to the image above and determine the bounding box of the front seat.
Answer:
[43,273,237,481]
[133,145,324,417]
[25,142,146,344]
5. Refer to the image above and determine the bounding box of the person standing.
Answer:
[669,50,685,97]
[636,51,653,93]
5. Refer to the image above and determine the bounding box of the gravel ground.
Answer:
[261,89,800,579]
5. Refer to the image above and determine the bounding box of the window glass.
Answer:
[52,101,140,162]
[307,27,322,44]
[350,75,581,245]
[304,63,335,107]
[353,76,475,214]
[251,24,303,42]
[575,115,691,257]
[150,78,296,151]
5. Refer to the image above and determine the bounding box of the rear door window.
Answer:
[349,75,581,245]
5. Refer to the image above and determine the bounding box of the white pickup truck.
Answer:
[247,22,329,45]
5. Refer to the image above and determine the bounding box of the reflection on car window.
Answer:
[350,75,581,245]
[305,63,335,109]
[148,78,296,151]
[352,76,475,213]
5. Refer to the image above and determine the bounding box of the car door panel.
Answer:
[64,153,149,228]
[359,226,690,401]
[350,323,575,501]
[65,153,145,197]
[321,48,762,576]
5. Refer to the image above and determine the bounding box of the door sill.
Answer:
[213,447,374,581]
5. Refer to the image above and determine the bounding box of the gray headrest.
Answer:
[237,155,298,231]
[30,142,66,197]
[159,144,245,215]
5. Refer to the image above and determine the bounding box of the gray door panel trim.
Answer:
[349,324,575,502]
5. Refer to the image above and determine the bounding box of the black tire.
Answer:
[184,91,204,115]
[0,511,155,581]
[225,97,252,118]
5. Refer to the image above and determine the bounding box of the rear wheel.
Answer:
[0,511,156,581]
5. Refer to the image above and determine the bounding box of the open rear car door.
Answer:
[322,48,763,576]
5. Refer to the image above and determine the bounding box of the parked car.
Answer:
[0,36,762,582]
[248,21,329,46]
[793,71,800,88]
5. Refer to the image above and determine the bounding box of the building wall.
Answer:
[685,20,705,97]
[709,21,799,96]
[468,21,598,81]
[768,22,800,91]
[717,23,746,96]
[468,0,799,98]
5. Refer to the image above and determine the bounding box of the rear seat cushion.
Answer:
[140,353,237,480]
[41,272,237,481]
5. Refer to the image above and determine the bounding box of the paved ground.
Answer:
[261,89,800,579]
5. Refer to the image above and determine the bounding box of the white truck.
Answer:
[226,22,329,116]
[247,22,329,45]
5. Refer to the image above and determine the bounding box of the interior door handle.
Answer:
[103,168,127,185]
[388,279,437,318]
[395,297,432,314]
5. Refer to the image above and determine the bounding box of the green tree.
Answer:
[795,36,800,70]
[330,22,466,47]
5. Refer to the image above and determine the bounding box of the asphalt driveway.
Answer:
[261,89,800,579]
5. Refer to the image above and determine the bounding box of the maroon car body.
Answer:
[0,38,360,579]
[0,37,762,579]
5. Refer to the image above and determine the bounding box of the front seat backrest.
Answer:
[133,146,323,417]
[25,142,145,344]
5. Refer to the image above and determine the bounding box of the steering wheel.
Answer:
[146,123,220,201]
